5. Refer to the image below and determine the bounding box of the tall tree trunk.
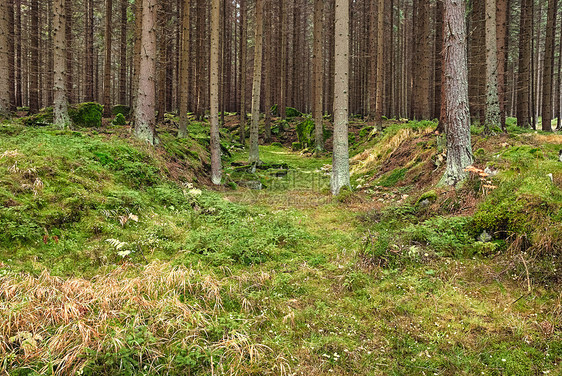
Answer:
[0,0,10,114]
[15,0,22,107]
[210,0,222,184]
[134,0,158,145]
[29,0,39,112]
[442,0,473,186]
[313,0,325,152]
[132,0,142,110]
[540,0,556,131]
[331,0,350,195]
[496,0,508,130]
[433,0,443,121]
[368,0,378,130]
[468,0,485,124]
[119,0,128,105]
[65,0,73,103]
[239,0,247,142]
[46,0,54,107]
[413,0,432,119]
[53,0,70,128]
[557,15,562,130]
[279,0,287,119]
[84,0,94,102]
[7,0,15,110]
[103,0,113,116]
[517,0,532,128]
[178,0,190,138]
[263,0,272,142]
[485,0,500,129]
[375,0,384,129]
[249,0,264,164]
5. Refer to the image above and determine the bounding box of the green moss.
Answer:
[112,113,127,126]
[416,190,438,205]
[69,102,103,127]
[285,107,302,118]
[296,118,315,147]
[112,104,131,117]
[378,168,408,187]
[292,142,302,151]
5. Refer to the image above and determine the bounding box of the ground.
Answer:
[0,115,561,375]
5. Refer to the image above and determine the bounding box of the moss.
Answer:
[69,102,103,127]
[416,190,438,205]
[378,168,408,187]
[359,126,375,139]
[112,113,127,126]
[112,104,131,118]
[271,142,283,147]
[292,142,302,151]
[296,118,315,147]
[22,107,53,126]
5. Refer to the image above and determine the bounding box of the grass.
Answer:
[1,117,561,375]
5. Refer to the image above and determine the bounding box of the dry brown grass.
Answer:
[0,262,283,375]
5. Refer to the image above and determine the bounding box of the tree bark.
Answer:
[178,0,190,138]
[65,0,73,103]
[496,0,508,130]
[210,0,222,184]
[7,0,15,110]
[313,0,325,152]
[441,0,473,186]
[279,0,287,119]
[375,0,384,130]
[119,0,128,105]
[239,0,247,143]
[540,0,556,132]
[485,0,500,128]
[263,0,272,143]
[248,0,264,164]
[331,0,350,195]
[517,0,532,128]
[0,0,10,114]
[29,0,39,112]
[15,0,22,107]
[103,0,113,117]
[84,0,94,102]
[53,0,70,128]
[134,0,158,145]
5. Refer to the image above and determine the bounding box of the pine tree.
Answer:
[53,0,70,128]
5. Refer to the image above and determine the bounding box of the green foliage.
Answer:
[378,168,407,187]
[296,117,315,147]
[285,107,302,118]
[292,142,302,151]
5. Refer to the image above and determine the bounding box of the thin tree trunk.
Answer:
[29,0,39,112]
[132,0,142,110]
[375,0,384,129]
[313,0,325,152]
[541,0,556,131]
[433,0,443,122]
[485,0,500,128]
[517,0,532,128]
[134,0,158,145]
[119,0,128,105]
[239,0,247,142]
[496,0,508,130]
[442,0,473,186]
[210,0,222,184]
[15,0,22,107]
[65,0,73,103]
[279,0,287,119]
[8,0,15,110]
[0,0,10,114]
[53,0,70,128]
[331,0,350,195]
[263,0,272,143]
[84,0,94,101]
[249,0,264,164]
[178,0,190,138]
[103,0,112,116]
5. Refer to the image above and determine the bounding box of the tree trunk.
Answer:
[517,0,532,128]
[249,0,264,164]
[119,0,128,105]
[263,0,272,143]
[331,0,350,195]
[279,0,287,119]
[29,0,39,112]
[103,0,113,117]
[134,0,158,145]
[0,0,10,114]
[375,0,384,130]
[178,0,190,138]
[15,0,22,107]
[496,0,508,130]
[540,0,556,132]
[239,0,248,143]
[65,0,73,103]
[132,0,142,110]
[84,0,94,102]
[210,0,222,184]
[7,0,15,110]
[433,0,443,122]
[313,0,325,152]
[485,0,500,128]
[368,0,377,129]
[441,0,473,186]
[53,0,70,128]
[557,15,562,130]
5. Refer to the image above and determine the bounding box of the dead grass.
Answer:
[0,262,285,375]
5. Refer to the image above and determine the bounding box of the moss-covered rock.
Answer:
[22,107,53,126]
[112,105,131,118]
[292,142,303,151]
[112,113,127,126]
[296,118,315,148]
[69,102,103,127]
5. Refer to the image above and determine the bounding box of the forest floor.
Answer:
[1,115,562,375]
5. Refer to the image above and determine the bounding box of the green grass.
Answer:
[1,118,561,375]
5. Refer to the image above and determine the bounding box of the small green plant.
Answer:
[112,113,127,126]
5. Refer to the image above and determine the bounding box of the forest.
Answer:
[1,0,562,375]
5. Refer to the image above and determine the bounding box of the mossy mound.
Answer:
[112,113,127,126]
[21,103,103,127]
[112,104,131,118]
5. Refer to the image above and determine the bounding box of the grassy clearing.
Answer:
[1,117,562,375]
